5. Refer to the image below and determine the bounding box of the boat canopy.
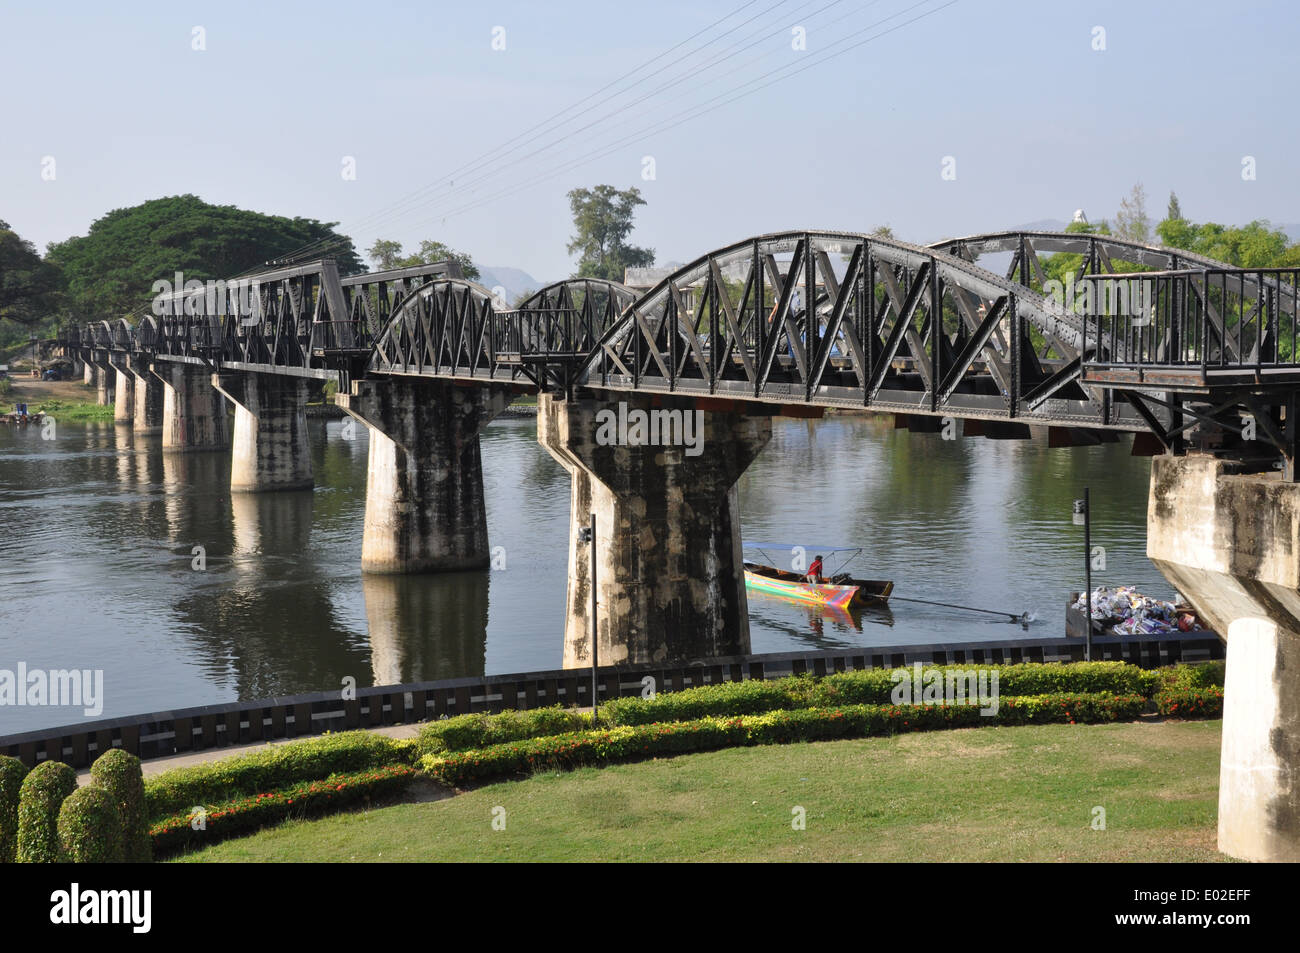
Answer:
[742,541,861,553]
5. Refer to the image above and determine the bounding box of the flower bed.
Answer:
[421,692,1149,786]
[151,764,417,856]
[1154,687,1225,719]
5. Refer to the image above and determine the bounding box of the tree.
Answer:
[392,240,479,281]
[0,220,63,326]
[1167,191,1183,223]
[45,195,364,319]
[566,185,654,281]
[366,239,403,271]
[1114,183,1151,243]
[1154,217,1289,267]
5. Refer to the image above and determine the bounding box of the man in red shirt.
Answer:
[806,555,824,583]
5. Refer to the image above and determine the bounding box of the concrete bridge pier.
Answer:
[1148,454,1300,862]
[538,392,772,669]
[107,357,136,426]
[337,378,512,573]
[89,362,115,406]
[152,362,230,452]
[213,371,313,492]
[131,356,164,434]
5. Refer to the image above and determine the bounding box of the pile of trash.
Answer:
[1071,586,1199,635]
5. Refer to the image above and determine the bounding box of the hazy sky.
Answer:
[1,0,1295,280]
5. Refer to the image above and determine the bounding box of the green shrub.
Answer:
[416,706,592,758]
[421,692,1149,786]
[599,677,810,727]
[89,749,151,862]
[596,663,1159,730]
[57,786,125,863]
[16,760,77,863]
[0,756,29,863]
[1154,661,1226,692]
[811,662,1157,707]
[1155,687,1224,719]
[151,765,416,856]
[145,731,411,821]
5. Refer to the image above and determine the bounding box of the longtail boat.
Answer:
[743,561,893,609]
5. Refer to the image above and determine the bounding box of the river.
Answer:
[0,409,1172,734]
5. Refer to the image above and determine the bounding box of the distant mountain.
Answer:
[1013,218,1070,233]
[477,265,546,305]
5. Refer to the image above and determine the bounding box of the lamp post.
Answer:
[577,514,598,718]
[1073,489,1092,661]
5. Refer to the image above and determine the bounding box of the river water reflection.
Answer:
[0,411,1172,733]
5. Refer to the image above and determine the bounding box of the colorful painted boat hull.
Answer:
[744,568,862,609]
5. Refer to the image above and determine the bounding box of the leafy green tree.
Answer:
[566,185,654,281]
[391,240,479,280]
[1154,218,1289,267]
[366,239,403,270]
[45,195,363,319]
[0,220,63,326]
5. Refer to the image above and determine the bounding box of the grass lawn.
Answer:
[175,720,1224,862]
[32,397,115,422]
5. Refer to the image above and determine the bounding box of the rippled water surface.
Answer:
[0,412,1172,733]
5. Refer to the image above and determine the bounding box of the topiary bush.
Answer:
[55,780,124,863]
[90,749,151,862]
[57,786,125,863]
[0,756,30,863]
[16,760,77,863]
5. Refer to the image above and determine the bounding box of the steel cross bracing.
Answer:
[58,230,1300,454]
[60,258,464,386]
[367,277,637,389]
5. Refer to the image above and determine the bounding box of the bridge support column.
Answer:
[1148,453,1300,862]
[213,371,313,492]
[83,361,94,386]
[92,363,115,406]
[131,357,164,434]
[337,378,511,573]
[153,362,230,452]
[108,359,135,426]
[538,393,771,668]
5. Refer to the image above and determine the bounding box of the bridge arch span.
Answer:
[575,230,1103,423]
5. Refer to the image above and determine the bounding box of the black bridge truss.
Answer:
[56,229,1300,474]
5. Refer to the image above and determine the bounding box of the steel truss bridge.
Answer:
[59,229,1300,475]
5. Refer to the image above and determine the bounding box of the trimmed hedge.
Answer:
[416,707,592,758]
[90,749,151,862]
[1154,661,1226,692]
[57,786,124,863]
[598,678,809,727]
[1155,687,1224,719]
[150,764,416,856]
[598,662,1159,726]
[0,756,28,864]
[422,692,1148,786]
[15,761,77,863]
[145,731,414,821]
